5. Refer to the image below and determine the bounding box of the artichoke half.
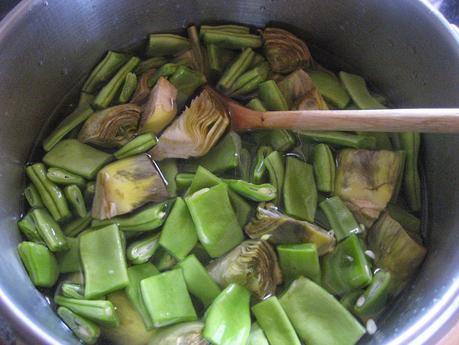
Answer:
[150,88,230,160]
[92,154,168,219]
[78,104,141,148]
[245,203,335,255]
[262,28,311,74]
[335,149,405,228]
[148,321,209,345]
[206,239,282,300]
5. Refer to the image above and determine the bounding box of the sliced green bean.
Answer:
[187,25,206,75]
[253,130,296,152]
[31,208,68,252]
[113,133,158,160]
[308,70,350,109]
[56,236,80,273]
[224,179,276,202]
[47,168,86,188]
[57,307,100,345]
[297,130,376,149]
[228,189,253,227]
[18,241,59,288]
[246,98,267,111]
[169,65,206,108]
[61,282,85,299]
[146,34,190,57]
[339,71,385,109]
[135,56,168,75]
[152,247,178,271]
[238,147,252,182]
[230,62,270,96]
[202,31,262,50]
[17,212,43,243]
[147,63,180,87]
[24,184,44,209]
[157,159,178,197]
[200,25,251,36]
[63,214,92,237]
[78,92,95,108]
[252,146,273,184]
[217,48,255,92]
[277,243,321,284]
[258,80,289,111]
[127,233,160,265]
[264,151,285,206]
[118,72,137,103]
[247,323,269,345]
[354,270,391,321]
[207,44,235,81]
[64,185,87,218]
[176,173,195,191]
[320,196,360,241]
[313,144,335,193]
[400,132,421,211]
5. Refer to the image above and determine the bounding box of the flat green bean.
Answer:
[146,34,190,57]
[17,241,59,287]
[64,185,87,218]
[47,168,86,188]
[31,208,68,252]
[126,233,160,264]
[24,184,44,209]
[118,72,137,103]
[57,307,100,345]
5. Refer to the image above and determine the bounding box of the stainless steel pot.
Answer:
[1,0,459,344]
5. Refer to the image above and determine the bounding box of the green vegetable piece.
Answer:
[387,203,421,235]
[339,71,385,110]
[230,62,270,96]
[354,270,391,320]
[125,263,159,330]
[186,183,244,257]
[84,181,96,203]
[118,72,138,103]
[313,144,335,193]
[127,233,160,264]
[17,241,58,288]
[152,247,178,271]
[280,277,365,345]
[57,307,100,345]
[238,147,251,182]
[203,284,251,345]
[200,25,250,35]
[26,163,71,222]
[340,290,364,312]
[113,133,158,160]
[357,132,393,150]
[309,70,350,109]
[147,34,190,57]
[82,51,130,93]
[186,166,222,195]
[217,48,255,93]
[54,296,119,327]
[80,225,129,299]
[43,139,112,180]
[258,80,289,111]
[246,98,267,112]
[61,282,85,299]
[147,63,180,88]
[320,196,360,241]
[63,214,92,237]
[228,189,253,227]
[277,243,320,283]
[253,130,296,152]
[225,179,276,202]
[30,208,68,252]
[141,269,197,327]
[252,296,301,345]
[252,146,272,184]
[264,151,285,205]
[24,184,44,208]
[202,31,262,50]
[47,168,86,188]
[159,197,198,260]
[178,254,221,307]
[247,323,269,345]
[207,44,235,81]
[157,159,178,197]
[17,212,43,243]
[93,57,141,109]
[284,157,317,222]
[322,235,372,295]
[400,132,421,211]
[135,56,168,75]
[64,185,87,218]
[78,92,95,108]
[169,65,206,108]
[297,130,376,149]
[56,236,80,273]
[149,321,207,344]
[176,173,195,191]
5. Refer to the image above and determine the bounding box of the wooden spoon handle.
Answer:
[232,108,459,132]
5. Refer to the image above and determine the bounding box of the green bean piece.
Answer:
[30,208,68,252]
[340,290,364,312]
[43,139,112,180]
[252,296,301,345]
[354,270,391,321]
[186,166,222,195]
[113,133,158,160]
[203,284,251,345]
[84,181,96,204]
[224,179,276,202]
[91,200,171,232]
[284,157,317,222]
[277,243,321,283]
[43,105,94,152]
[18,241,58,287]
[264,151,285,206]
[247,323,269,345]
[157,159,178,197]
[186,183,244,258]
[26,163,71,222]
[297,130,376,149]
[127,233,160,265]
[190,243,212,267]
[80,225,129,298]
[280,277,365,345]
[246,98,268,111]
[61,282,85,299]
[237,148,251,183]
[230,62,270,96]
[228,189,253,227]
[187,25,206,75]
[24,184,44,209]
[56,236,80,273]
[357,132,393,150]
[320,196,360,241]
[207,44,235,81]
[253,130,296,152]
[322,235,372,295]
[141,269,197,327]
[339,71,385,110]
[47,168,86,188]
[135,56,167,75]
[146,33,190,57]
[202,31,262,50]
[258,80,289,111]
[118,72,137,104]
[78,92,95,108]
[178,254,221,307]
[200,25,251,36]
[57,307,100,345]
[313,144,335,193]
[159,198,198,260]
[308,70,350,109]
[387,203,421,235]
[54,296,119,327]
[63,214,92,237]
[169,65,207,108]
[193,132,241,173]
[147,63,180,87]
[17,212,43,243]
[217,48,255,92]
[125,263,159,330]
[82,51,130,93]
[64,185,87,218]
[176,173,195,191]
[92,57,141,109]
[152,247,178,271]
[252,146,272,184]
[400,132,421,211]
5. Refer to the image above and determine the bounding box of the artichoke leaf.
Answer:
[245,203,335,255]
[148,321,209,345]
[78,104,141,148]
[206,239,282,299]
[131,68,157,105]
[150,88,230,160]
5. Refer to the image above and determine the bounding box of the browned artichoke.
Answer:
[206,239,282,299]
[148,322,209,345]
[244,203,335,255]
[131,68,157,105]
[335,149,405,228]
[262,28,311,74]
[150,88,230,160]
[78,104,140,148]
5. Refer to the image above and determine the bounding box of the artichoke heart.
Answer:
[335,149,405,227]
[368,212,426,296]
[131,68,157,105]
[150,88,230,160]
[92,154,168,219]
[140,77,178,135]
[206,239,282,299]
[148,321,209,345]
[78,104,141,148]
[245,203,335,255]
[262,28,311,74]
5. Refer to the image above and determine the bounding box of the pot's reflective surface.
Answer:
[1,0,459,344]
